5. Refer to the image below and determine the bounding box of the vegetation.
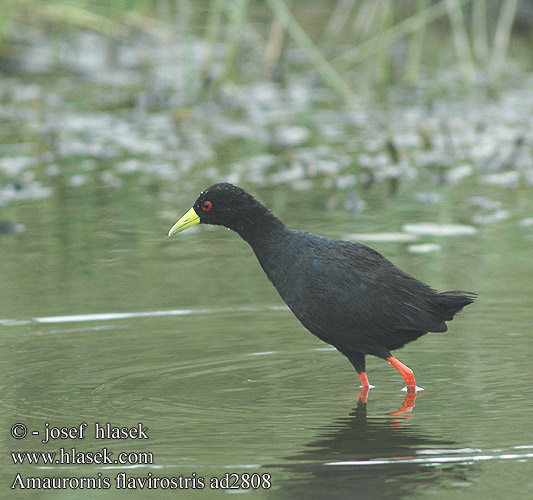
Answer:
[0,0,528,102]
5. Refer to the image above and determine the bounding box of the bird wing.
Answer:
[285,236,447,342]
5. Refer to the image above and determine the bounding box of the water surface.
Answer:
[1,24,533,500]
[1,181,532,499]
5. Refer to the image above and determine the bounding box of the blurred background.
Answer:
[1,1,533,499]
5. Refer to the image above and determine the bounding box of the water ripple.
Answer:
[325,445,533,466]
[0,305,289,326]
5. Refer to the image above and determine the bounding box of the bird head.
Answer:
[168,183,263,236]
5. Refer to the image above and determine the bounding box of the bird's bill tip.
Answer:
[168,207,200,236]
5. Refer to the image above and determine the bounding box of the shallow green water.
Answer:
[1,179,533,499]
[1,14,533,498]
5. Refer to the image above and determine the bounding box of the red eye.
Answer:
[201,200,212,211]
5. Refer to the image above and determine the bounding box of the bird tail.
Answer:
[436,291,477,320]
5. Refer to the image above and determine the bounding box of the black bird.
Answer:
[168,183,475,389]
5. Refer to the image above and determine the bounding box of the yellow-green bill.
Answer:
[168,207,200,236]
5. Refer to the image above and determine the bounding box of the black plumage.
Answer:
[169,183,476,389]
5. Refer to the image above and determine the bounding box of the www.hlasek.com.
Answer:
[10,422,272,491]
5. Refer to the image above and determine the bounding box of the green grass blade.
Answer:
[490,0,520,78]
[332,0,473,71]
[472,0,489,63]
[445,0,475,82]
[266,0,357,104]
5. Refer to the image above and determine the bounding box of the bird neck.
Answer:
[231,206,289,247]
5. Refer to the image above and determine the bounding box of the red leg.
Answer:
[386,356,416,387]
[358,385,370,404]
[358,371,370,388]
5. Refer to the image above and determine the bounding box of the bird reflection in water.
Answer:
[274,397,468,500]
[358,386,417,423]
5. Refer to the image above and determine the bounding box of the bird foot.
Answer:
[401,385,424,392]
